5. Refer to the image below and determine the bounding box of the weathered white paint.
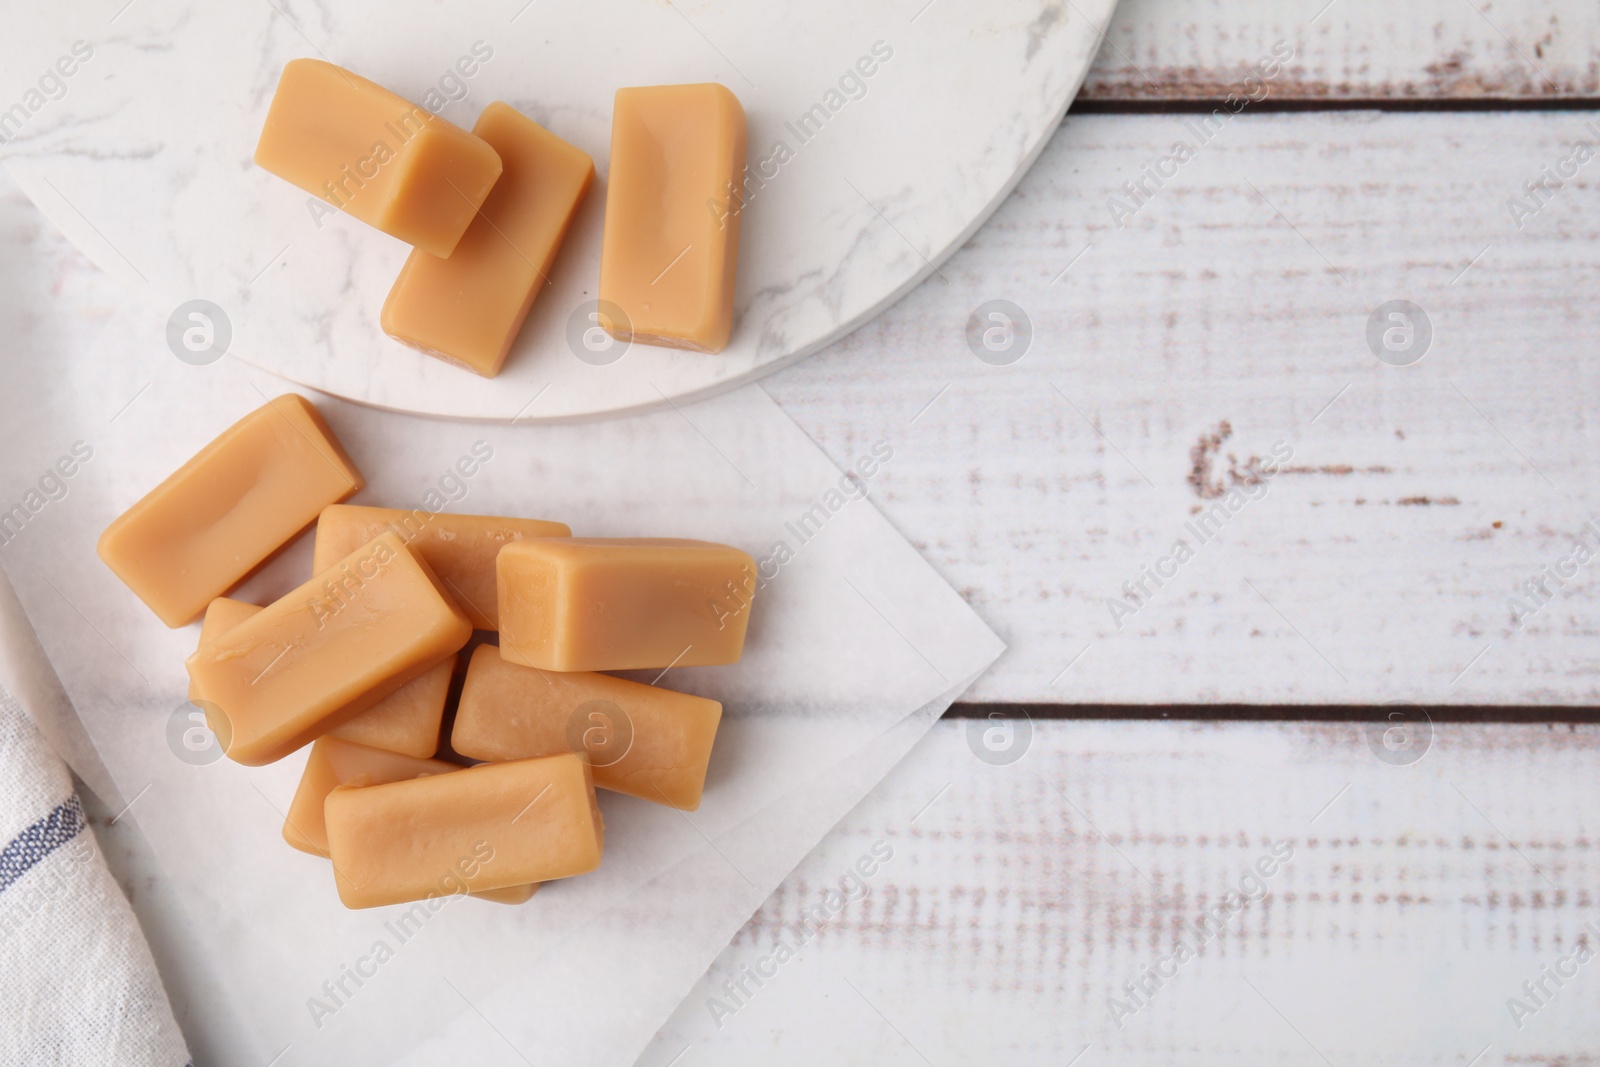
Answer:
[645,718,1600,1065]
[766,110,1600,706]
[1083,0,1600,100]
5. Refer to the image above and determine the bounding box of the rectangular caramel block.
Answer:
[255,59,503,257]
[382,102,595,377]
[98,395,362,627]
[497,538,756,671]
[284,737,458,856]
[453,645,722,809]
[325,752,602,908]
[185,532,471,765]
[187,597,261,702]
[599,84,746,353]
[328,656,452,758]
[473,882,539,904]
[313,505,571,630]
[284,739,536,904]
[190,598,451,758]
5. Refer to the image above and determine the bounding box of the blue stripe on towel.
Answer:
[0,795,86,896]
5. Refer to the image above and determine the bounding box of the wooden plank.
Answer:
[765,110,1600,706]
[1079,0,1600,102]
[646,719,1600,1064]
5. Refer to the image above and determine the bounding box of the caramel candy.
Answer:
[313,505,571,630]
[185,532,471,765]
[330,656,452,758]
[190,598,451,758]
[284,737,457,857]
[187,597,261,702]
[473,883,539,905]
[284,739,536,904]
[599,84,746,353]
[452,645,722,809]
[255,59,503,258]
[98,395,362,627]
[497,538,755,672]
[382,102,595,377]
[325,752,603,909]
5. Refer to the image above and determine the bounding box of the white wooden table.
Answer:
[19,2,1600,1063]
[642,4,1600,1064]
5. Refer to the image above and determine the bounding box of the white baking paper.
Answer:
[0,291,1002,1064]
[400,680,965,1066]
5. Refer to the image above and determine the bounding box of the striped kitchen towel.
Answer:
[0,683,190,1066]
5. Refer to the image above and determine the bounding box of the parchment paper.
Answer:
[0,297,1002,1065]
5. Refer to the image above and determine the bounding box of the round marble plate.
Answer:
[2,0,1113,421]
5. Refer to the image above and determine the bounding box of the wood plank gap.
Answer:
[944,703,1600,722]
[1069,97,1600,115]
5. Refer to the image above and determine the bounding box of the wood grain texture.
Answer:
[1079,0,1600,102]
[764,110,1600,706]
[646,719,1600,1065]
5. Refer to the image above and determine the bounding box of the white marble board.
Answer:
[0,0,1114,422]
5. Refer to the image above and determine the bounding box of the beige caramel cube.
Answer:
[254,59,503,257]
[472,883,539,905]
[313,504,569,630]
[324,752,602,909]
[190,598,452,758]
[187,597,261,702]
[98,395,362,627]
[496,538,756,672]
[185,532,471,766]
[284,739,536,904]
[599,84,746,352]
[452,645,722,809]
[382,102,595,377]
[284,737,458,856]
[329,656,452,758]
